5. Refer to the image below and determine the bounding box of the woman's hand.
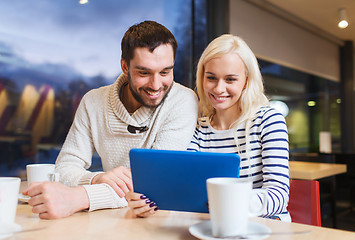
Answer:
[91,166,133,198]
[126,192,159,218]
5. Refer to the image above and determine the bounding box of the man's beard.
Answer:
[127,72,173,109]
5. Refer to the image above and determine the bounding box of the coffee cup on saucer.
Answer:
[206,177,267,238]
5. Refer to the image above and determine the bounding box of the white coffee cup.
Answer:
[207,177,267,238]
[26,164,60,186]
[0,177,22,237]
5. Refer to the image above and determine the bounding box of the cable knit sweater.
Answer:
[55,74,198,211]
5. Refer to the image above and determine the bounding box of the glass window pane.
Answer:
[0,0,207,176]
[260,59,341,153]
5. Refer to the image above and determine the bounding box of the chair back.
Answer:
[287,179,321,226]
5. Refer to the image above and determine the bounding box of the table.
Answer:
[12,202,355,240]
[289,161,347,180]
[11,182,355,240]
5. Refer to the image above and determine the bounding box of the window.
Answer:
[260,59,341,153]
[0,0,207,176]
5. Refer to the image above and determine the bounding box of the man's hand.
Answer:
[23,182,89,220]
[91,166,133,198]
[126,192,158,218]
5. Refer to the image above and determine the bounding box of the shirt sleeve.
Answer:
[187,127,200,151]
[257,108,290,217]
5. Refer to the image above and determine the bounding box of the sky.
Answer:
[0,0,185,79]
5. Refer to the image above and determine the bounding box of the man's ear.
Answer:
[121,59,129,75]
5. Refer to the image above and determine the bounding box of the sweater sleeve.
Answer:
[257,108,290,217]
[151,86,198,150]
[55,91,97,187]
[82,184,128,211]
[55,90,127,211]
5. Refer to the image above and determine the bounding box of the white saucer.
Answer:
[18,193,30,203]
[189,220,271,240]
[0,223,22,239]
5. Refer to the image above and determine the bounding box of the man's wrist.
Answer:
[74,186,90,211]
[78,171,104,185]
[90,172,103,184]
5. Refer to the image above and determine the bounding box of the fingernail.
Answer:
[149,202,156,208]
[154,207,159,211]
[145,199,152,204]
[140,195,147,199]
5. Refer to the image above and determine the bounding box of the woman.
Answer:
[127,34,290,221]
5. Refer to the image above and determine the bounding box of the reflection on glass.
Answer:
[260,59,341,153]
[0,0,206,177]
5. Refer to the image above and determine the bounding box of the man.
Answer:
[23,21,198,219]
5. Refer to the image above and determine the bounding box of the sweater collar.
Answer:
[108,74,155,127]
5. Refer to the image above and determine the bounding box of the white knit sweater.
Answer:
[55,74,198,211]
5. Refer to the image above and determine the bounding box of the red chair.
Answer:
[287,179,322,226]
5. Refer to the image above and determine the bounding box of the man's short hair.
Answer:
[121,21,178,66]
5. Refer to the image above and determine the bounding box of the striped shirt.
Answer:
[188,107,290,221]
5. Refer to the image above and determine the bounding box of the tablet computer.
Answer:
[129,149,240,213]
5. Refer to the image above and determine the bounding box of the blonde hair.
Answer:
[196,34,269,173]
[196,34,268,124]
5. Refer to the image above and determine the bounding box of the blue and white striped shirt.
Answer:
[188,107,290,221]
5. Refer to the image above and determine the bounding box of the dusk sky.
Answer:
[0,0,186,79]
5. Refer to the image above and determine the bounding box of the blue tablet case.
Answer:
[129,149,240,213]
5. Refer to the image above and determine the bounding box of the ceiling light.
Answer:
[270,100,289,117]
[338,8,349,29]
[307,101,316,107]
[79,0,88,4]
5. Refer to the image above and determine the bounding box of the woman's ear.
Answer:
[121,59,129,75]
[243,76,248,90]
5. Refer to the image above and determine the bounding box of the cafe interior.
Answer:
[0,0,355,237]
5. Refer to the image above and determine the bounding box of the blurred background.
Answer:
[0,0,208,175]
[0,0,354,230]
